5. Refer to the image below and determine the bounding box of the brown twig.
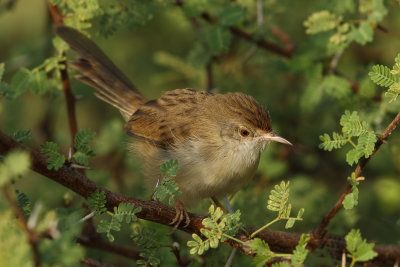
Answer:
[174,0,294,58]
[77,217,143,261]
[313,111,400,242]
[1,186,41,267]
[47,3,79,144]
[82,257,115,267]
[1,131,400,264]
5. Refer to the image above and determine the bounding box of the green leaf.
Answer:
[359,0,387,22]
[303,10,338,34]
[0,150,31,186]
[87,189,107,214]
[12,129,32,142]
[40,142,65,170]
[160,159,179,176]
[292,234,310,267]
[74,128,95,151]
[369,65,398,87]
[319,132,347,151]
[356,131,376,158]
[29,71,48,94]
[340,110,369,137]
[345,229,378,263]
[267,181,290,216]
[386,82,400,102]
[73,129,95,165]
[249,238,273,267]
[219,5,245,26]
[153,177,182,205]
[343,188,358,210]
[10,68,31,97]
[349,22,373,45]
[321,75,351,99]
[72,151,89,166]
[203,25,231,55]
[114,203,141,223]
[346,148,362,166]
[16,190,32,217]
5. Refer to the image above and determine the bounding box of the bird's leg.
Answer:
[211,196,227,213]
[170,198,190,230]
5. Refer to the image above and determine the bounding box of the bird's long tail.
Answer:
[55,25,147,120]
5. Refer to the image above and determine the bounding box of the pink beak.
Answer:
[262,131,292,146]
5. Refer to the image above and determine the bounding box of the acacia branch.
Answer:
[0,131,399,264]
[313,111,400,242]
[48,3,79,144]
[175,0,294,58]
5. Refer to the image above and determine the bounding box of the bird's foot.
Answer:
[170,198,190,230]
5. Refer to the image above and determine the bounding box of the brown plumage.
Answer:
[55,25,291,227]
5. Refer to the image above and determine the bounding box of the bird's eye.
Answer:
[240,129,250,137]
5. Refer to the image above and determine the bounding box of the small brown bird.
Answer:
[55,25,292,228]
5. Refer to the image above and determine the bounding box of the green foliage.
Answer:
[319,111,377,165]
[219,5,246,26]
[369,65,398,87]
[97,202,141,242]
[303,10,338,34]
[132,225,162,266]
[249,238,274,266]
[201,25,232,55]
[345,229,378,266]
[304,1,387,53]
[0,150,31,186]
[40,142,65,170]
[39,208,85,266]
[16,190,31,218]
[369,53,400,102]
[154,160,182,205]
[266,181,304,229]
[291,234,310,267]
[11,130,32,142]
[72,129,96,166]
[87,189,107,214]
[160,159,179,176]
[187,205,241,255]
[343,173,361,210]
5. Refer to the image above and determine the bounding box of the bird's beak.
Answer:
[262,131,292,146]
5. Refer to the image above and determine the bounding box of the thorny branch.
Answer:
[0,131,399,264]
[313,111,400,243]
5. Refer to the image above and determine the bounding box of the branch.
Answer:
[174,0,294,58]
[0,131,399,264]
[47,3,79,144]
[313,111,400,242]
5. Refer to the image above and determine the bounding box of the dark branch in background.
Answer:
[174,0,295,58]
[48,3,79,144]
[77,218,143,261]
[82,257,115,267]
[312,111,400,243]
[1,186,41,267]
[0,131,399,264]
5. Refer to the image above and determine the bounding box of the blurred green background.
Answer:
[0,0,400,265]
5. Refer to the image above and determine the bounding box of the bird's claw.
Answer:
[169,199,190,230]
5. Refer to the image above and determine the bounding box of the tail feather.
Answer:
[55,25,147,119]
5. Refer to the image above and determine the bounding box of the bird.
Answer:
[55,25,292,228]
